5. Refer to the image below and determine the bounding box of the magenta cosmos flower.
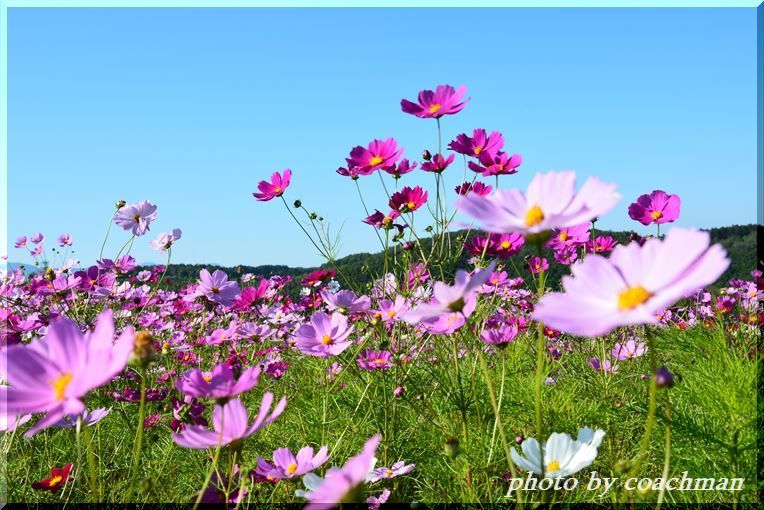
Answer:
[401,85,469,119]
[547,223,590,251]
[295,311,354,358]
[57,234,72,247]
[176,363,261,401]
[172,395,286,449]
[404,261,496,322]
[253,169,292,201]
[1,310,134,437]
[302,434,381,510]
[357,350,394,371]
[197,269,240,306]
[114,200,158,236]
[533,228,730,337]
[346,138,403,174]
[628,190,681,226]
[420,153,455,173]
[256,445,330,480]
[455,181,493,196]
[468,151,523,177]
[457,171,620,235]
[449,129,504,158]
[389,186,428,213]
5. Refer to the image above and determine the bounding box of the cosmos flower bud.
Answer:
[422,149,432,161]
[425,226,433,233]
[293,200,302,208]
[129,331,158,368]
[655,366,675,389]
[515,434,525,445]
[393,386,405,398]
[310,212,318,220]
[444,437,460,458]
[116,200,126,209]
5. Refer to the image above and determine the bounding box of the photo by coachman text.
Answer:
[506,471,745,497]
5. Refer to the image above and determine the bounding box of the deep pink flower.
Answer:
[449,129,504,158]
[381,158,417,179]
[490,233,525,259]
[176,363,261,401]
[420,153,455,173]
[253,170,292,201]
[389,186,428,213]
[481,324,519,346]
[401,85,469,119]
[468,151,523,177]
[528,257,549,275]
[357,350,394,371]
[464,235,492,256]
[345,138,403,174]
[295,311,354,358]
[586,236,619,254]
[363,210,403,231]
[533,228,730,337]
[455,181,493,196]
[547,223,590,251]
[628,190,681,226]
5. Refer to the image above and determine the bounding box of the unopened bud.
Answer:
[116,200,126,209]
[129,331,158,368]
[422,149,432,161]
[655,366,675,389]
[293,200,302,208]
[444,437,460,459]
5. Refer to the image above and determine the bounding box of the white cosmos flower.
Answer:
[510,427,605,478]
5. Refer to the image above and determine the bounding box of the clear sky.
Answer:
[6,7,758,267]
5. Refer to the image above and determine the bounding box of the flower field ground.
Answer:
[2,85,760,506]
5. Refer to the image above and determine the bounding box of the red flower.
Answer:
[32,464,74,493]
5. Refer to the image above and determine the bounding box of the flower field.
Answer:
[2,85,760,506]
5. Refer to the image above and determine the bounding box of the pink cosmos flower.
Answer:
[176,364,261,401]
[114,200,158,236]
[533,228,730,337]
[30,232,45,244]
[197,269,240,306]
[455,181,493,196]
[381,158,417,179]
[587,357,619,373]
[585,235,619,254]
[547,223,590,251]
[389,186,428,213]
[256,445,330,480]
[403,261,496,322]
[528,257,549,274]
[150,228,182,252]
[302,434,381,510]
[457,171,620,235]
[628,190,681,226]
[373,295,410,323]
[420,153,455,173]
[14,236,27,248]
[367,489,391,510]
[1,310,134,437]
[295,311,354,358]
[253,170,292,201]
[368,461,415,482]
[356,350,394,371]
[449,129,504,158]
[336,165,373,180]
[57,234,72,247]
[346,138,403,174]
[172,395,286,449]
[320,289,370,313]
[363,210,403,232]
[480,324,519,346]
[401,85,469,119]
[611,339,646,360]
[491,233,525,259]
[468,151,523,177]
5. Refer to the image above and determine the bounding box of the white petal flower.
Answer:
[510,428,605,478]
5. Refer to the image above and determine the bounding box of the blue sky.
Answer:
[6,7,758,267]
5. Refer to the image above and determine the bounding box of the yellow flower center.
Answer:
[618,285,651,309]
[546,460,561,473]
[51,372,73,401]
[559,232,569,242]
[203,374,212,382]
[274,186,282,194]
[385,469,394,477]
[386,310,396,318]
[474,146,482,155]
[321,335,333,345]
[524,205,545,227]
[369,156,384,166]
[286,463,298,475]
[49,475,63,487]
[500,241,511,249]
[428,103,442,114]
[650,210,663,220]
[382,216,393,226]
[407,201,416,210]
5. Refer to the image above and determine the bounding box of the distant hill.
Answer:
[145,224,761,293]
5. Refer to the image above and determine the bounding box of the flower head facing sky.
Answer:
[346,138,403,174]
[533,228,730,337]
[457,171,620,235]
[401,84,469,118]
[253,169,292,201]
[114,200,158,236]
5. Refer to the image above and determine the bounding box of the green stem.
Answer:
[656,396,671,508]
[82,422,100,501]
[125,368,147,502]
